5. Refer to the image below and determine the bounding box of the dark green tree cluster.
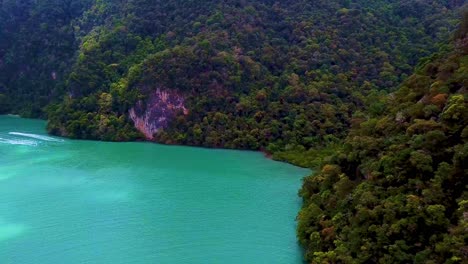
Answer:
[0,0,93,116]
[10,0,458,165]
[297,19,468,263]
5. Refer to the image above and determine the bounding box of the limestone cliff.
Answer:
[129,89,188,140]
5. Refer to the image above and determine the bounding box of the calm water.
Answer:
[0,115,309,264]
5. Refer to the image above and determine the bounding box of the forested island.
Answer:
[0,0,467,263]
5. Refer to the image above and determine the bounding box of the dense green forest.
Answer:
[298,14,468,262]
[0,0,462,154]
[0,0,467,263]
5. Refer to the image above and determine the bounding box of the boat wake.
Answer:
[0,137,38,146]
[8,132,64,142]
[0,132,64,146]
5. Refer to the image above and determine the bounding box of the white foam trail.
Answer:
[0,137,38,146]
[8,132,64,142]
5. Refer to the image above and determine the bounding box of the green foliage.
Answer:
[297,33,468,263]
[1,1,467,262]
[1,0,461,147]
[0,0,94,117]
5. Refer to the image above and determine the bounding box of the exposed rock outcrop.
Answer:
[129,89,188,140]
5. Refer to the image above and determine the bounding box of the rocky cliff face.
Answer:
[129,89,188,140]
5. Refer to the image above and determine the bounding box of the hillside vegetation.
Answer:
[0,1,462,161]
[298,15,468,263]
[0,1,467,263]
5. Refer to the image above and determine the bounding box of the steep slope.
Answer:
[39,0,461,159]
[0,1,467,263]
[297,15,468,263]
[0,0,94,116]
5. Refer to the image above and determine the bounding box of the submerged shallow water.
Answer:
[0,115,309,264]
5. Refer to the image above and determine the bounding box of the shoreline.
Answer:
[0,114,313,170]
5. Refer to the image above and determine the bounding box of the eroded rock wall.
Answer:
[129,89,188,139]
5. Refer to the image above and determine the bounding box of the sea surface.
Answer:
[0,115,309,263]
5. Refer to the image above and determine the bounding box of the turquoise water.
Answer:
[0,115,309,263]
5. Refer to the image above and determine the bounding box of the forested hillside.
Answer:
[0,0,463,160]
[298,14,468,263]
[0,0,93,115]
[0,1,467,263]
